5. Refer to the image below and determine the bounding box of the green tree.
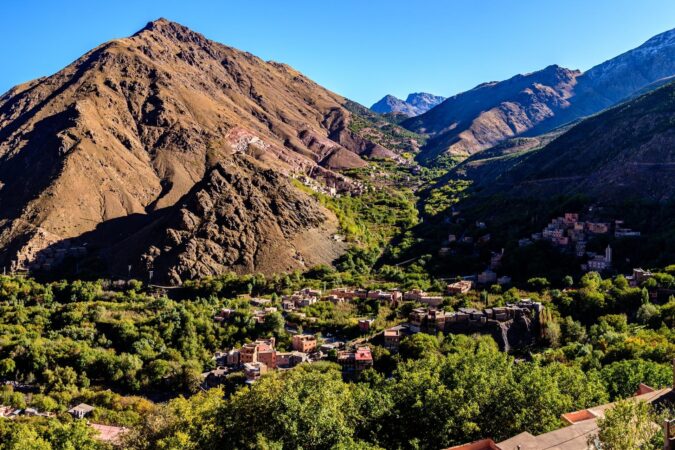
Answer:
[600,360,672,400]
[0,358,16,379]
[399,333,440,360]
[589,399,661,449]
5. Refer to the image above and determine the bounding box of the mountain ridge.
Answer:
[371,92,445,117]
[0,18,393,280]
[452,79,675,203]
[406,28,675,161]
[403,64,580,160]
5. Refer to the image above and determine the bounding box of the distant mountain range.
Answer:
[403,27,675,162]
[453,78,675,203]
[371,92,445,117]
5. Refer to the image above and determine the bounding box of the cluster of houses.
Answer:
[0,402,127,444]
[0,404,54,419]
[518,213,641,272]
[215,298,280,324]
[1,402,95,420]
[282,286,451,310]
[202,335,375,384]
[291,168,367,197]
[203,335,320,385]
[281,288,323,312]
[383,299,543,352]
[208,284,546,383]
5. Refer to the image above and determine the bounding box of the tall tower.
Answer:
[605,245,612,264]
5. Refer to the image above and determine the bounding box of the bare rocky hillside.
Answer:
[0,18,391,280]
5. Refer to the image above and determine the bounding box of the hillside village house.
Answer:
[404,289,444,306]
[250,298,272,307]
[281,299,296,311]
[585,245,612,272]
[201,367,228,389]
[358,318,375,333]
[627,267,654,286]
[239,338,277,368]
[384,324,412,351]
[68,403,95,419]
[252,307,278,324]
[477,269,497,285]
[291,334,317,353]
[338,346,373,377]
[276,351,309,369]
[243,362,267,383]
[367,289,403,303]
[447,280,473,295]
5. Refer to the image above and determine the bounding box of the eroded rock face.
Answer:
[0,18,384,276]
[122,155,345,284]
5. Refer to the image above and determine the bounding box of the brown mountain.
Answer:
[407,27,675,162]
[0,18,390,281]
[452,79,675,203]
[403,65,579,160]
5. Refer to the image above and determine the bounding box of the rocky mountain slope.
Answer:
[101,156,345,284]
[371,92,445,117]
[407,28,675,162]
[452,79,675,203]
[0,18,392,280]
[403,65,579,160]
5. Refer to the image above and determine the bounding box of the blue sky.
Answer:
[2,0,674,106]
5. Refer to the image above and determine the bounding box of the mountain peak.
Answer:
[371,92,445,117]
[134,17,206,44]
[137,17,177,33]
[0,17,381,281]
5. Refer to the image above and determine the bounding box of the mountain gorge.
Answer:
[405,27,675,162]
[0,18,400,281]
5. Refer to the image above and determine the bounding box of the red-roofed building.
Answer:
[338,346,373,377]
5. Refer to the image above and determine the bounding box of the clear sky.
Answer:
[2,0,674,106]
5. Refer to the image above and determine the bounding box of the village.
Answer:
[201,258,662,390]
[201,282,548,387]
[438,210,644,286]
[520,212,641,272]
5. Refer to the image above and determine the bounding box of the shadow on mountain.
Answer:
[28,207,171,282]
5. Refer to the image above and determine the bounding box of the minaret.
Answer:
[605,245,612,264]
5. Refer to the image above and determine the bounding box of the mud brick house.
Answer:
[447,280,473,294]
[338,346,373,377]
[292,334,317,353]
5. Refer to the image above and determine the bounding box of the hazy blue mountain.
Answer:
[371,92,445,116]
